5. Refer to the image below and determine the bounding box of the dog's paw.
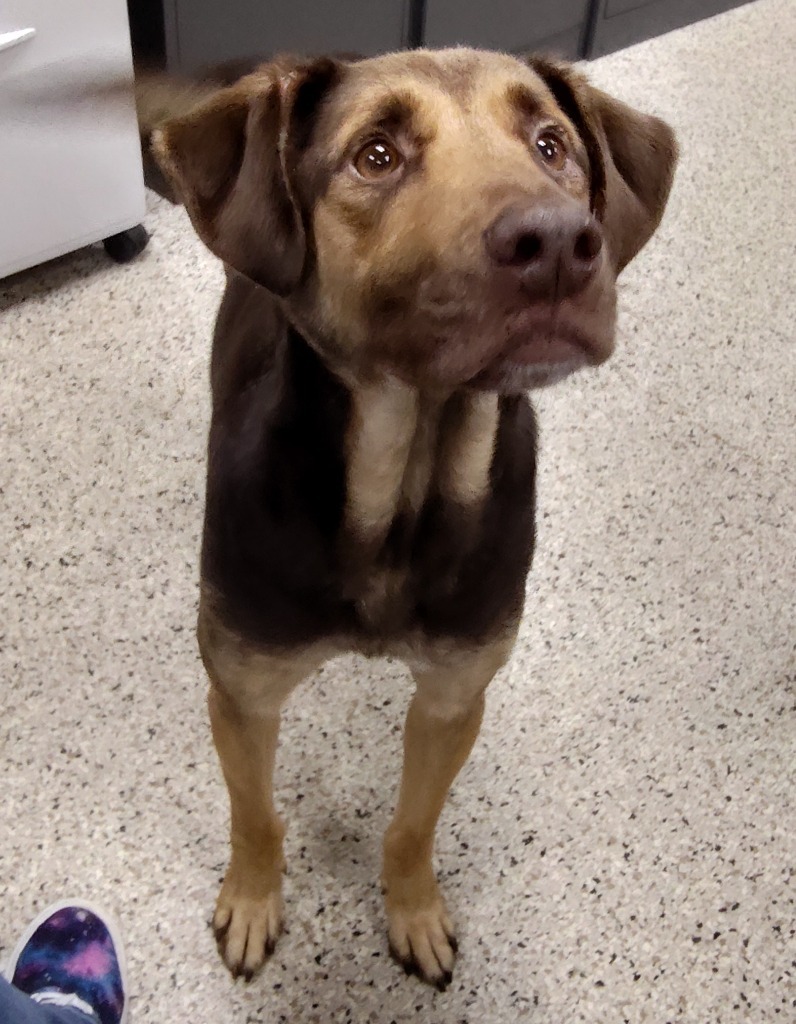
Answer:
[385,889,458,991]
[213,876,284,980]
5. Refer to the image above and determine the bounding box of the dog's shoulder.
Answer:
[202,297,352,646]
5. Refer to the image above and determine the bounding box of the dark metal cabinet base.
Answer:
[422,0,592,59]
[128,0,761,74]
[149,0,412,72]
[586,0,757,57]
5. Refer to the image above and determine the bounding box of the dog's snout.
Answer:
[484,206,603,301]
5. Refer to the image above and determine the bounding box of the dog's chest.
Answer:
[203,337,537,650]
[342,381,499,630]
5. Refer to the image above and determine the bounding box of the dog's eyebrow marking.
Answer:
[363,94,414,132]
[333,92,418,156]
[505,82,547,121]
[502,80,590,175]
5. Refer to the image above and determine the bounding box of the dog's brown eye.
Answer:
[353,138,402,179]
[535,132,567,171]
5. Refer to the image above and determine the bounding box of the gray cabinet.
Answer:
[423,0,591,59]
[586,0,756,57]
[162,0,412,73]
[129,0,760,72]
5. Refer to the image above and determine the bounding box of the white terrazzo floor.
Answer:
[1,1,794,1021]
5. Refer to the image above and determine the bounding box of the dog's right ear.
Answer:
[152,58,340,294]
[530,57,678,273]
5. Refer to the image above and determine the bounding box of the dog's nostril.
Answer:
[512,233,543,264]
[573,226,602,263]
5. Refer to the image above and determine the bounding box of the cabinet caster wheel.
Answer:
[103,224,150,263]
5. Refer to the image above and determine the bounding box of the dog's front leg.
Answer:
[208,683,290,980]
[383,640,513,990]
[200,618,322,979]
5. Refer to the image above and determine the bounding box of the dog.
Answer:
[142,47,677,989]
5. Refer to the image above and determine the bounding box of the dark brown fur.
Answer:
[146,48,677,988]
[200,272,536,648]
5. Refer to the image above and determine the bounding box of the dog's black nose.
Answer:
[484,205,603,301]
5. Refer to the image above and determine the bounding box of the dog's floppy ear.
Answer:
[531,57,678,273]
[152,58,340,294]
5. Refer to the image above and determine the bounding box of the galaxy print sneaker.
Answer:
[4,900,127,1024]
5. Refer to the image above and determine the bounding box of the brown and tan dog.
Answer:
[144,48,677,989]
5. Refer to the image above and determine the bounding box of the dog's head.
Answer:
[153,49,677,392]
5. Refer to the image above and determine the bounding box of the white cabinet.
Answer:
[0,0,146,278]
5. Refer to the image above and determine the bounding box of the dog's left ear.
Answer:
[531,57,678,273]
[151,57,341,294]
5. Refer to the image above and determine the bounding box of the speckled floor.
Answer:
[1,1,794,1021]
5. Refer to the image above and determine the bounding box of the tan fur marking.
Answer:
[382,631,516,983]
[342,384,497,630]
[198,595,327,977]
[343,376,419,539]
[400,392,446,514]
[437,392,499,506]
[198,590,328,715]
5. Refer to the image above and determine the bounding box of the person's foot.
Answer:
[4,900,127,1024]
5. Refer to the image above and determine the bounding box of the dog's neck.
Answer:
[343,375,500,548]
[277,305,500,536]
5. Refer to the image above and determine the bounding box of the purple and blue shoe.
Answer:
[4,900,128,1024]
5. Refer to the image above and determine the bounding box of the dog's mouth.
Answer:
[472,346,585,391]
[471,349,585,391]
[466,306,610,392]
[348,267,617,393]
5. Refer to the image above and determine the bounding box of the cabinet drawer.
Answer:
[167,0,412,73]
[423,0,590,56]
[586,0,756,57]
[604,0,656,16]
[0,0,145,277]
